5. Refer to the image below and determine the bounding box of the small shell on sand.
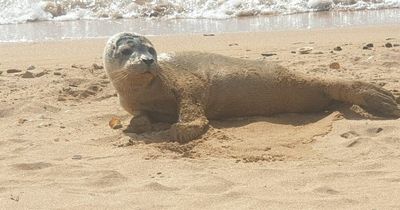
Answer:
[297,47,313,54]
[27,65,35,70]
[109,117,123,129]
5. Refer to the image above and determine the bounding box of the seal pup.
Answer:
[103,32,400,142]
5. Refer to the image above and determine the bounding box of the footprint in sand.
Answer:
[315,121,400,161]
[0,107,14,118]
[185,175,234,194]
[0,102,61,117]
[86,170,128,188]
[366,127,384,135]
[313,186,340,195]
[141,182,179,191]
[58,78,109,101]
[340,131,359,139]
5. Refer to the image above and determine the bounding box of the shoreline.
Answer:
[1,9,399,42]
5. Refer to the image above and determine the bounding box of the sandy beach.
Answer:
[1,25,400,209]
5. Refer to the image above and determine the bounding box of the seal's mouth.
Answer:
[123,61,157,74]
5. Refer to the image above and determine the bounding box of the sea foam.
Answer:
[0,0,399,24]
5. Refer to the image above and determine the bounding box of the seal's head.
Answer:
[103,32,158,87]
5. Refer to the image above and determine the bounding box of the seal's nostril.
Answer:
[142,58,154,65]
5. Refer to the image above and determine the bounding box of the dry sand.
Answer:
[0,25,400,209]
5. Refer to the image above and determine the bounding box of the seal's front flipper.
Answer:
[170,118,209,143]
[124,111,152,134]
[157,62,209,142]
[170,96,209,143]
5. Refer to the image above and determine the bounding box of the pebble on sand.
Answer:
[92,63,104,69]
[329,62,340,69]
[7,69,22,73]
[333,46,342,51]
[363,43,374,50]
[72,155,82,160]
[385,42,393,48]
[18,119,28,124]
[21,71,35,78]
[35,71,46,77]
[261,53,277,57]
[57,96,67,101]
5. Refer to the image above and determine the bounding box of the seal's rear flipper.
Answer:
[324,80,400,118]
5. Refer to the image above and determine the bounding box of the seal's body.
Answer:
[104,33,400,142]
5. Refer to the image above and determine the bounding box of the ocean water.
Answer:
[0,0,399,42]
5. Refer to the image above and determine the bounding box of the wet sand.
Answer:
[0,25,400,209]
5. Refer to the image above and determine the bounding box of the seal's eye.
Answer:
[148,47,156,55]
[121,48,133,56]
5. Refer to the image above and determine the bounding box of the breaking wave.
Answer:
[1,0,399,24]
